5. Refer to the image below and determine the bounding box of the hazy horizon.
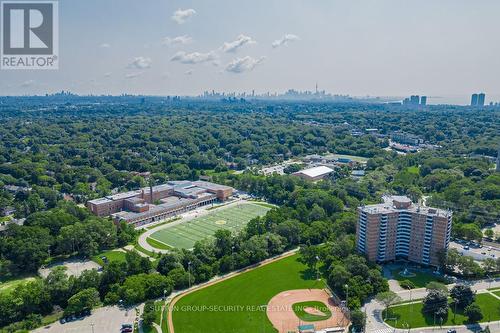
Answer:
[1,0,500,103]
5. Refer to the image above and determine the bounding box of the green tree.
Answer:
[298,245,320,271]
[376,291,402,319]
[426,281,448,294]
[484,228,494,239]
[422,290,448,320]
[64,288,100,315]
[464,303,483,322]
[142,300,156,328]
[450,285,475,309]
[45,266,71,307]
[350,309,366,332]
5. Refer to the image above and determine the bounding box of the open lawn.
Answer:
[390,269,446,288]
[0,276,37,295]
[92,250,127,266]
[385,293,500,328]
[149,203,270,249]
[172,254,323,333]
[292,301,332,322]
[146,237,172,250]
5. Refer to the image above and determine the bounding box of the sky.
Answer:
[1,0,500,102]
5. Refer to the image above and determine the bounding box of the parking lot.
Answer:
[33,305,139,333]
[449,239,500,261]
[39,259,101,278]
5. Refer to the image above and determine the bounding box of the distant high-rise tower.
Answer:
[496,145,500,172]
[478,93,486,106]
[420,96,427,106]
[471,94,479,106]
[410,95,420,105]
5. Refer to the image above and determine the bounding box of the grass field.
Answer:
[149,203,271,249]
[390,269,447,288]
[292,301,332,322]
[0,276,37,295]
[172,254,323,333]
[91,250,127,266]
[146,237,173,250]
[385,293,500,328]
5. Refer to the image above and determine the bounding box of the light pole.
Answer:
[407,286,412,314]
[90,323,94,333]
[345,284,349,307]
[315,255,320,281]
[188,261,192,289]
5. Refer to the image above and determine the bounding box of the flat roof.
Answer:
[193,180,233,191]
[113,193,216,220]
[106,190,141,201]
[361,196,451,217]
[87,197,112,205]
[296,165,334,178]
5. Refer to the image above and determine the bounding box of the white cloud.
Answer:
[127,56,152,69]
[184,70,193,75]
[125,72,144,79]
[100,43,111,48]
[162,35,193,46]
[103,72,112,78]
[20,80,35,87]
[170,51,217,64]
[272,34,300,48]
[225,56,265,73]
[172,8,196,24]
[221,34,256,53]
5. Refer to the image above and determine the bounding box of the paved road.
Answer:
[363,278,500,333]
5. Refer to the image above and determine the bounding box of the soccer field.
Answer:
[148,202,271,249]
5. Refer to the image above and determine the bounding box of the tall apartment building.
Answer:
[356,196,452,266]
[478,93,486,106]
[471,94,479,106]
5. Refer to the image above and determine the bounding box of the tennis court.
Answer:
[148,202,271,249]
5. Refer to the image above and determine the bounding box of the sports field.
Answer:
[148,202,271,249]
[172,254,324,333]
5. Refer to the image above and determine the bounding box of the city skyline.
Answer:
[1,0,500,102]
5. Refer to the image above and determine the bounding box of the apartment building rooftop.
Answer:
[360,195,451,217]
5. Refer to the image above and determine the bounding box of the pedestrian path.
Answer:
[371,328,393,333]
[487,289,500,300]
